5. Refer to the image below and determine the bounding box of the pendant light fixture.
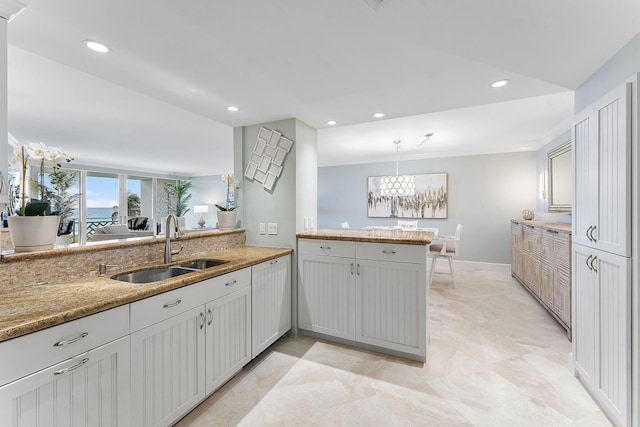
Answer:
[380,140,415,197]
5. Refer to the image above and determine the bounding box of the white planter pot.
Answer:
[8,216,60,252]
[217,211,237,230]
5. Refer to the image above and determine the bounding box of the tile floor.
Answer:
[176,262,611,426]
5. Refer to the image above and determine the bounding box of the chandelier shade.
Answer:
[380,174,415,196]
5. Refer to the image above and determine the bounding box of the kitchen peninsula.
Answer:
[297,228,433,362]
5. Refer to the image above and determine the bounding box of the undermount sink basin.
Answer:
[177,259,229,270]
[112,266,194,283]
[111,258,230,283]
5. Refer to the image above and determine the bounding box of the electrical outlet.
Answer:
[268,222,278,235]
[259,223,266,235]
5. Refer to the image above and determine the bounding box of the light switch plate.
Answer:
[268,223,278,235]
[259,223,266,235]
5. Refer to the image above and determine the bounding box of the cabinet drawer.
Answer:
[130,268,251,332]
[298,239,355,258]
[0,305,129,387]
[356,242,426,264]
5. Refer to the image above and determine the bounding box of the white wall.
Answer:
[190,175,227,229]
[318,151,537,264]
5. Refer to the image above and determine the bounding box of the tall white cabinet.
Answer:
[572,79,635,427]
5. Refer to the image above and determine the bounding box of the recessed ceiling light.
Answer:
[327,120,337,125]
[373,112,385,118]
[227,106,239,112]
[491,79,509,88]
[83,40,110,53]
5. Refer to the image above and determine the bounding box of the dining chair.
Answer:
[427,224,463,288]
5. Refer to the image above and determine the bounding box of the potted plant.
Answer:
[8,142,73,251]
[47,165,80,245]
[215,173,239,230]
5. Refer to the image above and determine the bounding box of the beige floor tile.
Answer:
[176,264,611,427]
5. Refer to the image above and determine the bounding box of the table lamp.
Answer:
[194,205,209,228]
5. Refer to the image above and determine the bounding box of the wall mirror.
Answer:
[547,141,572,212]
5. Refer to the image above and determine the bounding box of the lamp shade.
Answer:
[194,205,209,214]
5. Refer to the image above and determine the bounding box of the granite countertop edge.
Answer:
[297,228,433,245]
[0,245,292,343]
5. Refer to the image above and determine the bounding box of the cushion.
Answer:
[102,224,131,234]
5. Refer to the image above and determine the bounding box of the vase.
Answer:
[217,211,237,230]
[522,209,535,220]
[8,216,60,252]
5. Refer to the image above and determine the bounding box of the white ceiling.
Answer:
[6,0,640,175]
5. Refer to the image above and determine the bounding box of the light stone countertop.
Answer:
[0,245,292,343]
[297,228,434,245]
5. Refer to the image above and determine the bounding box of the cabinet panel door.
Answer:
[252,255,291,358]
[594,250,631,427]
[594,82,631,257]
[522,225,541,296]
[205,286,251,395]
[573,245,598,387]
[510,222,524,280]
[0,336,130,427]
[298,254,356,340]
[572,108,597,248]
[539,231,554,307]
[356,259,426,356]
[131,306,205,427]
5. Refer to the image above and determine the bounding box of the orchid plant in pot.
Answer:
[215,173,239,229]
[8,142,73,251]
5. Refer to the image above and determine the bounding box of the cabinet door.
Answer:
[298,254,356,340]
[593,83,631,257]
[510,221,524,280]
[131,306,205,427]
[251,255,291,358]
[552,232,571,325]
[573,107,597,248]
[573,82,631,256]
[0,336,130,427]
[573,245,631,427]
[205,286,251,395]
[356,259,426,357]
[539,230,555,307]
[522,224,541,296]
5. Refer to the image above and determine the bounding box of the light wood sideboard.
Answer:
[511,220,571,337]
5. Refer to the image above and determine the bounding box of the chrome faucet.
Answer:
[164,214,183,264]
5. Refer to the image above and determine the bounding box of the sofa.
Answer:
[92,224,154,241]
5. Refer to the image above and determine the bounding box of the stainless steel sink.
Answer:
[111,258,230,283]
[177,259,229,270]
[112,266,194,283]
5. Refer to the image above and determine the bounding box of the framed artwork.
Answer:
[367,173,448,218]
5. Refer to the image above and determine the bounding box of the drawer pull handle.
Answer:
[350,263,354,275]
[53,332,88,347]
[357,263,360,276]
[199,312,205,329]
[225,280,237,286]
[382,249,396,255]
[54,357,89,375]
[320,246,331,250]
[546,229,558,234]
[590,255,598,273]
[270,259,279,265]
[163,299,182,308]
[207,309,213,326]
[586,255,593,271]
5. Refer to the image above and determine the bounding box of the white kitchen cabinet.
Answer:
[298,238,428,361]
[573,244,631,427]
[205,285,251,394]
[356,259,426,356]
[251,255,291,358]
[298,241,356,340]
[573,82,631,257]
[130,268,252,427]
[0,336,130,427]
[0,306,130,426]
[131,305,205,427]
